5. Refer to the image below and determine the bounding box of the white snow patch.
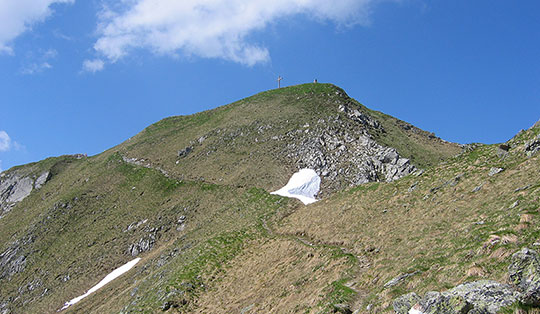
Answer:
[271,169,320,205]
[59,258,141,311]
[409,306,425,314]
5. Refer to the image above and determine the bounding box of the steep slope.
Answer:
[0,83,466,314]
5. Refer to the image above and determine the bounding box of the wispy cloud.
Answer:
[0,131,11,152]
[91,0,380,69]
[82,58,105,73]
[53,29,73,41]
[0,0,74,54]
[20,48,58,74]
[21,62,52,75]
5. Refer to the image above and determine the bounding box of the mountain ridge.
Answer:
[0,83,538,313]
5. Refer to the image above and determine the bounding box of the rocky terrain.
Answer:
[0,168,50,218]
[0,83,538,313]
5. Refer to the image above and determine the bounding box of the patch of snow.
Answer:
[271,169,320,205]
[59,258,141,311]
[409,305,425,314]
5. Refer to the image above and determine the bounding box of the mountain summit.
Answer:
[1,84,538,313]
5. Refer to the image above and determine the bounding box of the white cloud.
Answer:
[92,0,380,67]
[0,0,74,53]
[0,131,11,152]
[21,62,52,74]
[20,48,58,74]
[82,58,105,73]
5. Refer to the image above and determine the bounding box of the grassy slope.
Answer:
[270,126,540,312]
[0,151,290,313]
[0,83,466,313]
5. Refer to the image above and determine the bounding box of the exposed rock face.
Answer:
[0,235,35,280]
[128,226,162,256]
[282,103,416,193]
[509,247,540,305]
[0,170,50,217]
[396,281,518,314]
[525,134,540,157]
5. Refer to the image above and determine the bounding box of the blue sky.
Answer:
[1,0,539,171]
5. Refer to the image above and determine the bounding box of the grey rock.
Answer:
[393,292,421,314]
[488,167,504,177]
[128,234,156,256]
[396,280,518,314]
[240,303,255,314]
[525,135,540,156]
[446,280,518,313]
[529,119,540,130]
[408,182,418,192]
[0,302,9,314]
[177,146,193,158]
[276,102,418,195]
[509,247,540,305]
[514,185,530,193]
[413,291,472,314]
[0,239,30,280]
[0,169,51,216]
[6,177,33,203]
[496,145,510,159]
[34,171,50,189]
[384,271,419,288]
[332,303,352,314]
[472,184,483,193]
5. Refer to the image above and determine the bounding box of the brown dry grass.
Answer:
[194,238,350,314]
[273,146,540,312]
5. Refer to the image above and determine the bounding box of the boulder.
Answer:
[34,171,50,189]
[395,280,518,314]
[488,167,504,177]
[509,247,540,305]
[393,292,421,314]
[524,135,540,156]
[412,291,472,314]
[446,280,518,313]
[384,271,420,288]
[177,146,193,158]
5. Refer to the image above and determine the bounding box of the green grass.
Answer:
[318,279,357,314]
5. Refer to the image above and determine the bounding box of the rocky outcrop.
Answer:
[509,247,540,305]
[395,281,518,314]
[127,226,163,256]
[282,103,416,193]
[524,134,540,157]
[0,170,50,217]
[393,293,421,313]
[177,146,193,158]
[394,248,540,313]
[0,235,35,280]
